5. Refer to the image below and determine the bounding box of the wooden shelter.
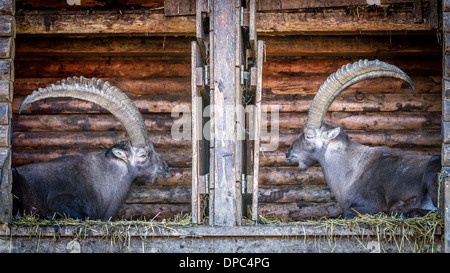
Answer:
[0,0,447,253]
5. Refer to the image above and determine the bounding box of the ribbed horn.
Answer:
[19,76,149,147]
[305,59,414,129]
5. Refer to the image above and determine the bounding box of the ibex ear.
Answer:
[327,127,340,140]
[112,148,128,162]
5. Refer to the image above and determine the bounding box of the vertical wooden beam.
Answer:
[209,0,240,226]
[0,0,13,224]
[443,0,450,253]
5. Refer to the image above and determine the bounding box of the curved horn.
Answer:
[20,76,149,147]
[305,59,415,129]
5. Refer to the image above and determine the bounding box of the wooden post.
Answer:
[443,0,450,253]
[191,0,264,225]
[0,0,14,224]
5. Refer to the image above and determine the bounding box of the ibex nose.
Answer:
[285,148,291,158]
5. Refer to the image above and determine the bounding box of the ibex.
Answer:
[285,60,441,218]
[12,77,169,220]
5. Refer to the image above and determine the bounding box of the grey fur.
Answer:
[12,77,169,220]
[286,60,440,218]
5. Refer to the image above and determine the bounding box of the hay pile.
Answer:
[257,211,444,253]
[11,211,444,253]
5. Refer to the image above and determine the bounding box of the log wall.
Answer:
[11,1,442,220]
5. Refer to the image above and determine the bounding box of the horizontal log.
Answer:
[16,0,163,10]
[15,7,434,37]
[12,131,189,149]
[262,129,441,148]
[15,35,441,58]
[13,73,440,97]
[13,94,191,114]
[13,111,441,133]
[257,202,342,220]
[13,113,176,132]
[267,93,441,112]
[14,77,190,96]
[125,184,333,204]
[116,203,190,220]
[15,58,191,79]
[17,56,440,80]
[116,201,344,220]
[12,93,441,115]
[257,0,416,10]
[269,111,442,130]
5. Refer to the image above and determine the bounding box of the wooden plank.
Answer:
[12,93,441,115]
[191,41,201,224]
[256,8,434,35]
[257,0,415,10]
[210,0,239,226]
[15,7,434,36]
[15,35,441,57]
[16,0,164,10]
[16,10,196,36]
[15,36,192,56]
[164,0,196,16]
[125,184,334,204]
[0,147,10,223]
[251,40,264,221]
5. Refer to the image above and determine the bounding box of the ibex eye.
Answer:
[139,154,147,158]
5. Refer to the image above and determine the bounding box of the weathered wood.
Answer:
[13,113,176,132]
[257,0,416,10]
[258,202,342,220]
[15,58,191,79]
[0,15,13,37]
[164,0,195,16]
[16,0,164,9]
[14,77,190,96]
[13,72,440,97]
[0,59,12,81]
[15,36,192,56]
[209,0,240,226]
[0,147,10,223]
[15,7,435,36]
[16,10,196,36]
[12,131,188,149]
[0,80,11,102]
[12,92,441,115]
[15,35,441,58]
[116,203,191,220]
[125,184,334,204]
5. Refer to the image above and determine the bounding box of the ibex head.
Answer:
[19,76,170,181]
[285,60,415,170]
